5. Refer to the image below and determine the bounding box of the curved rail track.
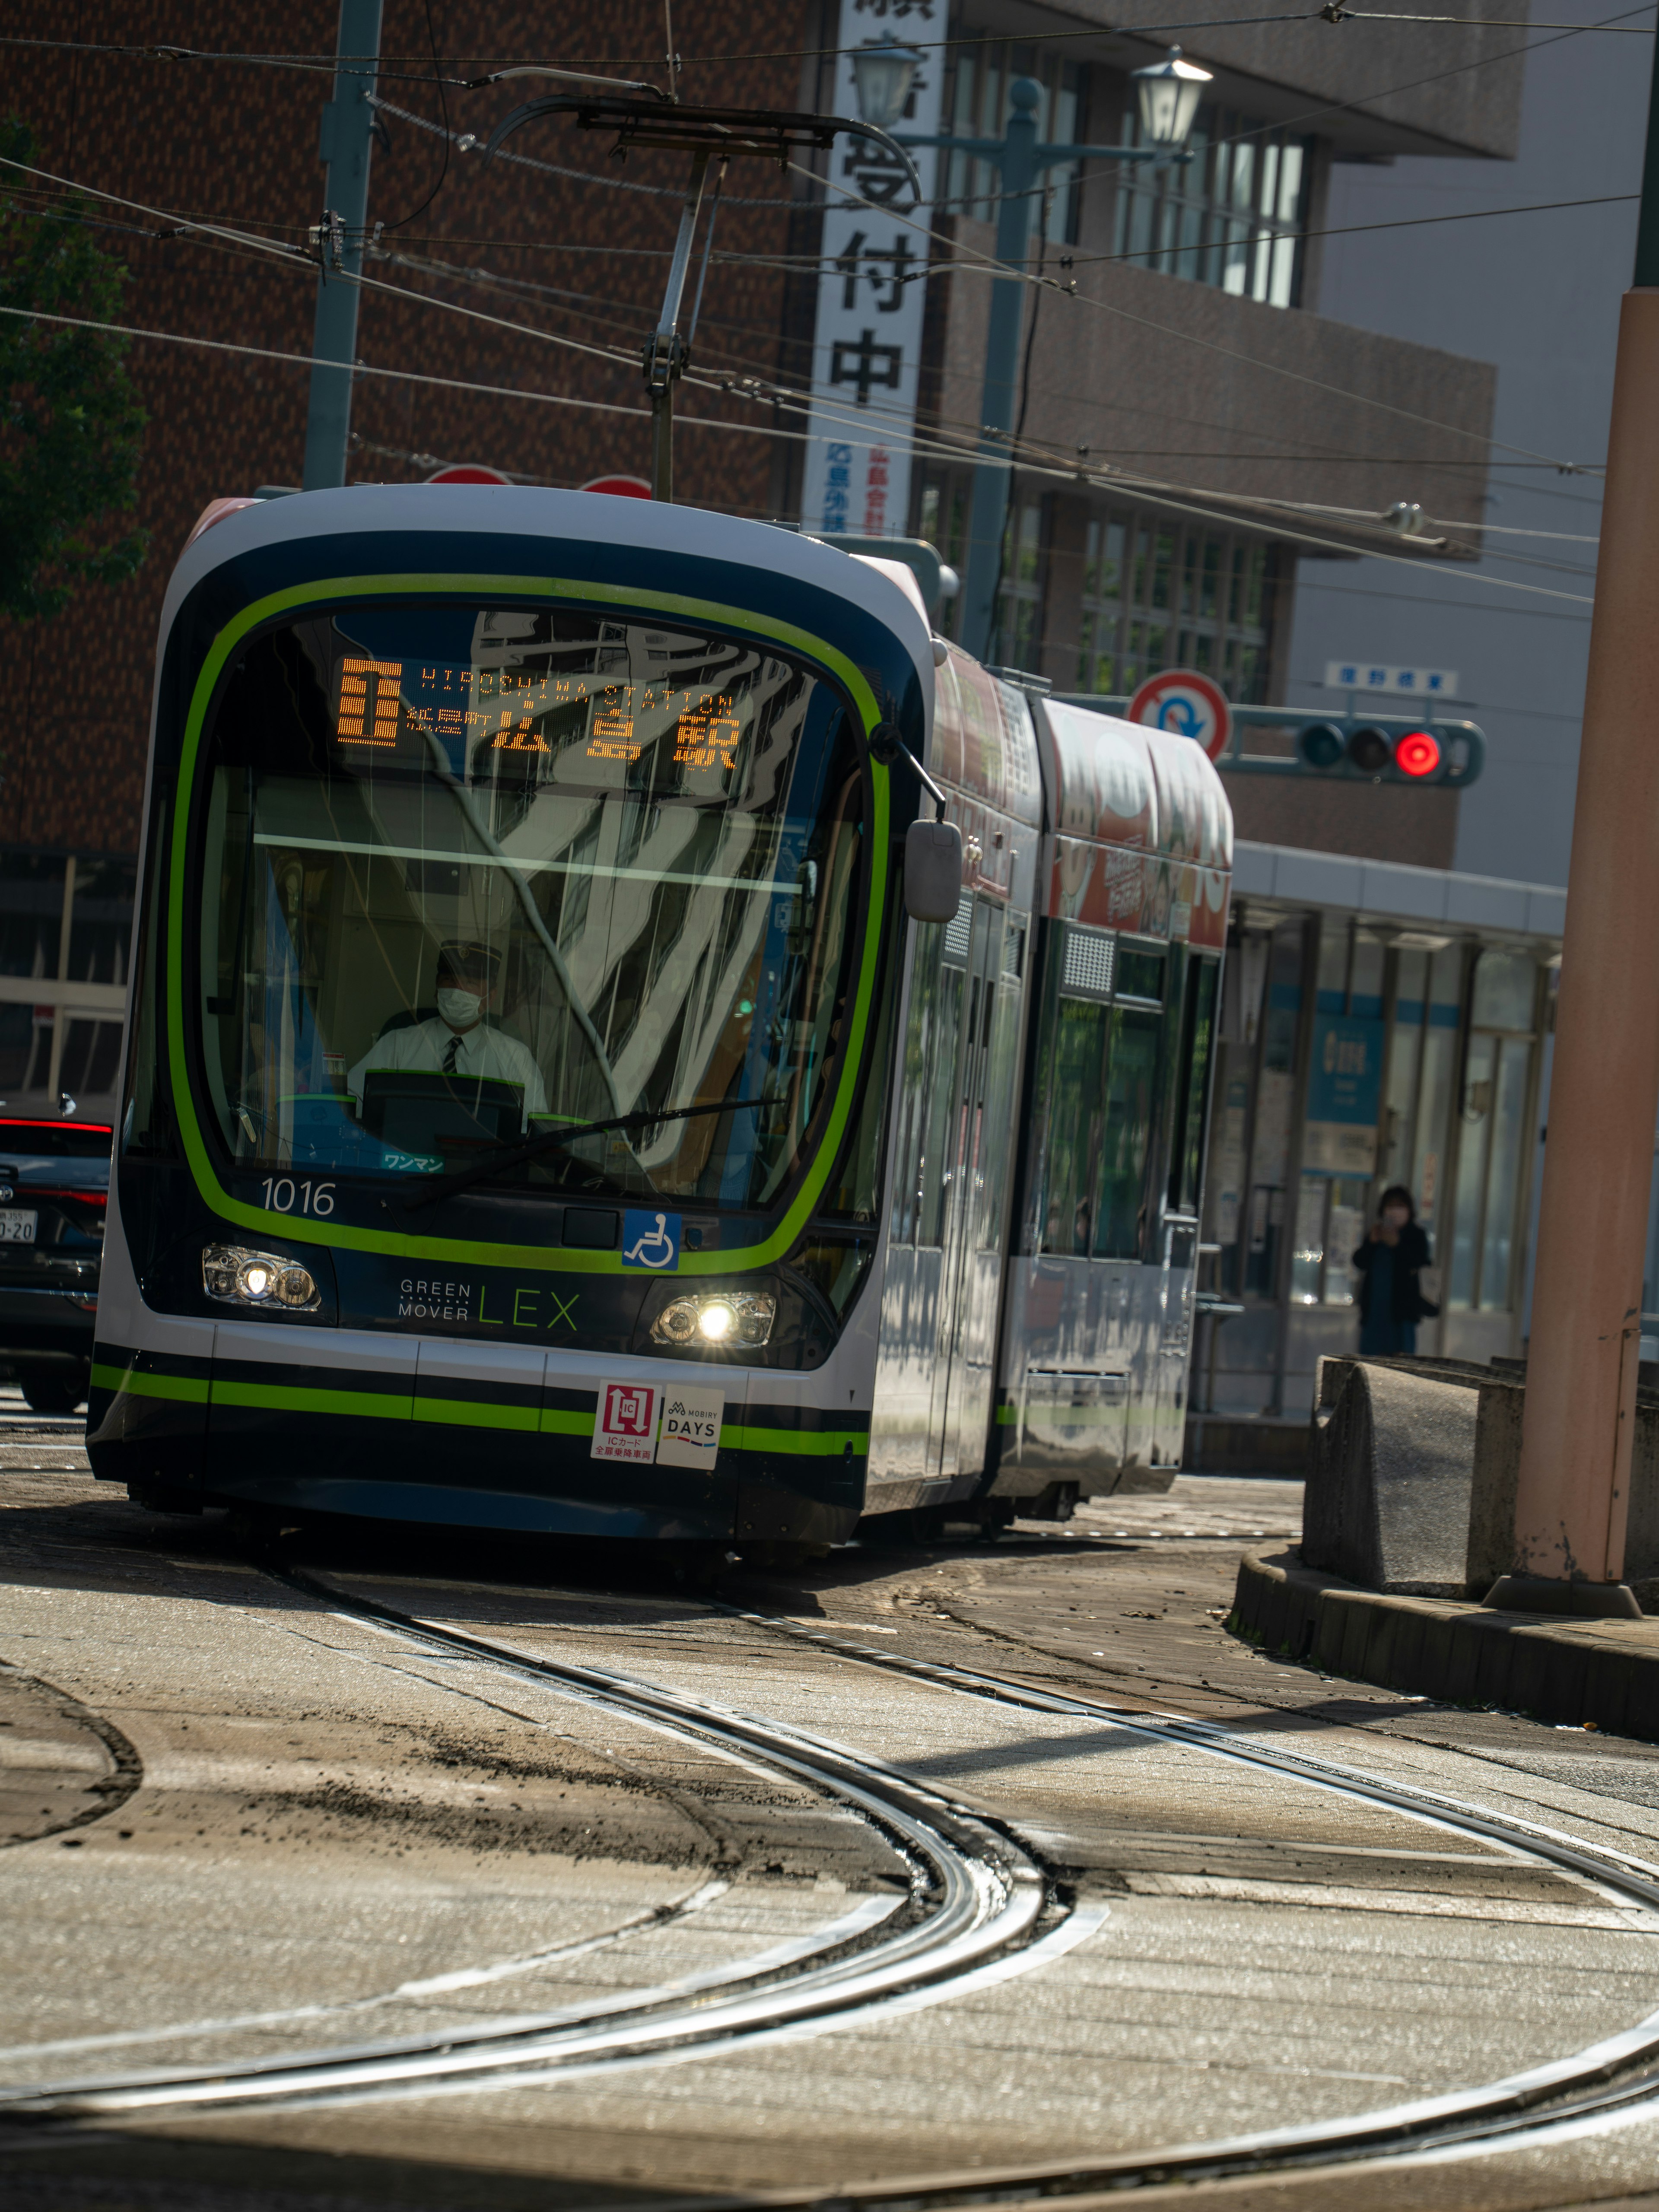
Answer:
[0,1568,1070,2124]
[6,1565,1659,2204]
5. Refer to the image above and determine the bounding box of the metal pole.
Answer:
[957,79,1042,665]
[1493,32,1659,1617]
[644,152,709,503]
[302,0,383,492]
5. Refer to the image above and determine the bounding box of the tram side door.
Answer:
[925,899,1001,1480]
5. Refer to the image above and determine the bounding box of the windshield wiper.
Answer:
[399,1096,768,1211]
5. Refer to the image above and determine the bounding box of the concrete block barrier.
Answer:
[1231,1547,1659,1743]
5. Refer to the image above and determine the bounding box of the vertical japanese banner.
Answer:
[799,0,944,540]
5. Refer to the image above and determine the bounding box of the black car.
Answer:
[0,1117,112,1414]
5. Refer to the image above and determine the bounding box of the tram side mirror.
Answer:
[904,818,964,923]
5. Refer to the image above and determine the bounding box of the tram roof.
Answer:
[163,484,939,711]
[1037,696,1233,870]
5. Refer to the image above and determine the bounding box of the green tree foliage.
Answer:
[0,118,147,622]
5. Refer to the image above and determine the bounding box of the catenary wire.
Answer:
[0,181,1618,492]
[359,93,1608,477]
[1056,188,1640,270]
[0,148,1608,559]
[6,149,1610,535]
[0,299,1602,603]
[2,162,1603,560]
[378,0,451,234]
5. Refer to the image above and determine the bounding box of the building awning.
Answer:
[1232,840,1565,943]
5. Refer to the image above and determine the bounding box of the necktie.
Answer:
[443,1032,461,1074]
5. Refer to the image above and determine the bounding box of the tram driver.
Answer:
[346,940,548,1129]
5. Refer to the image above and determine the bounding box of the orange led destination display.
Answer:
[336,658,403,746]
[673,696,741,772]
[335,662,747,772]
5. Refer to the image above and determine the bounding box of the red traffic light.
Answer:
[1395,728,1442,779]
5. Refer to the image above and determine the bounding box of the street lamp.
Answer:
[1131,48,1213,151]
[849,39,921,133]
[858,54,1212,661]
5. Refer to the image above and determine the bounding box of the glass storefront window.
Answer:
[1350,932,1385,1017]
[1448,949,1538,1311]
[1290,1174,1325,1303]
[1471,949,1535,1031]
[1411,944,1464,1233]
[1381,947,1426,1189]
[0,854,64,980]
[1480,1035,1532,1306]
[1323,1176,1370,1305]
[1449,1032,1494,1308]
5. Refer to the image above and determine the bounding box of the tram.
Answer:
[89,486,1231,1548]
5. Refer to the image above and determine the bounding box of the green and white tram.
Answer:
[90,487,1230,1547]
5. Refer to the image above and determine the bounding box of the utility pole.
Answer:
[302,0,383,492]
[1491,32,1659,1617]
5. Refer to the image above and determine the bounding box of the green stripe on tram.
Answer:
[210,1379,413,1421]
[93,1358,867,1452]
[724,1424,868,1456]
[90,1363,211,1405]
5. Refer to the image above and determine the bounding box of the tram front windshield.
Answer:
[195,603,866,1208]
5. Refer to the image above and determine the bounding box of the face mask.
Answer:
[436,986,482,1029]
[1382,1207,1409,1228]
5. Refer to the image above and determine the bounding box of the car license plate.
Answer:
[0,1210,38,1243]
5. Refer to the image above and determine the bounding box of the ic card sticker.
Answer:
[656,1387,725,1471]
[591,1381,661,1462]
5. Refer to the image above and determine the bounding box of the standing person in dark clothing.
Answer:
[1353,1185,1435,1355]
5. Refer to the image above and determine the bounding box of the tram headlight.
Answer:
[650,1289,775,1350]
[203,1243,321,1313]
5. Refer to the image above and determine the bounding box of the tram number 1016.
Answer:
[260,1178,337,1217]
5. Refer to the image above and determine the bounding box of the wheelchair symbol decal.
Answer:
[622,1209,681,1271]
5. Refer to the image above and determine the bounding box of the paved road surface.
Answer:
[3,1435,1659,2212]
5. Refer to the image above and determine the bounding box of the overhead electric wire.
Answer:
[99,58,1596,480]
[3,146,1610,535]
[0,290,1603,606]
[1209,0,1658,147]
[5,138,1613,512]
[1058,188,1640,270]
[377,0,451,235]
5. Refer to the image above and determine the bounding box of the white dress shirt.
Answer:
[348,1017,549,1127]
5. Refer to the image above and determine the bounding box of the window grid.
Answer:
[1112,104,1312,309]
[943,44,1085,243]
[998,498,1048,671]
[1062,927,1116,1001]
[1076,507,1278,704]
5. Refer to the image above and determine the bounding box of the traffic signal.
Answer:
[1295,720,1452,783]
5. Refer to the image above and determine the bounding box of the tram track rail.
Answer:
[10,1565,1659,2200]
[0,1567,1071,2126]
[712,1602,1659,2201]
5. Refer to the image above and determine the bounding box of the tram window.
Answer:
[1169,956,1218,1216]
[1093,1004,1162,1259]
[1039,996,1108,1255]
[917,959,966,1247]
[1116,944,1166,1003]
[189,605,869,1205]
